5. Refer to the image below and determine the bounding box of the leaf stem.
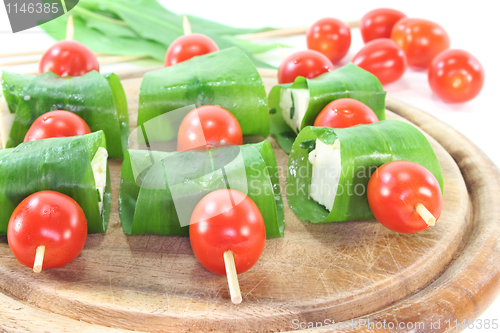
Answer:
[72,6,129,27]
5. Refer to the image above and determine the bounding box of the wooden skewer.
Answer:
[236,20,359,40]
[0,53,144,67]
[0,50,46,58]
[0,58,43,67]
[416,203,436,226]
[183,15,192,35]
[98,55,150,65]
[223,250,242,304]
[33,246,45,273]
[277,45,286,59]
[66,15,74,41]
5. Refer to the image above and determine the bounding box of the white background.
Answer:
[1,0,499,331]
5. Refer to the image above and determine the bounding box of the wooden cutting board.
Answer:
[0,72,499,333]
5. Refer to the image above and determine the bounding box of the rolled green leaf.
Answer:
[137,47,270,138]
[119,141,284,237]
[1,70,129,157]
[268,63,386,153]
[286,120,443,223]
[0,131,111,235]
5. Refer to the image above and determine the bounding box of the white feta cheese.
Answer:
[308,139,341,211]
[91,147,108,214]
[279,88,310,134]
[0,95,15,149]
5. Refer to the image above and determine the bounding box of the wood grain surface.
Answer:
[0,73,498,333]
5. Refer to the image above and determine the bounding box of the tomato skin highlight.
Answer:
[164,33,219,67]
[428,49,485,103]
[39,40,99,77]
[314,98,378,128]
[189,189,266,275]
[352,38,407,85]
[391,18,450,70]
[277,50,334,84]
[7,191,88,270]
[359,8,407,43]
[367,161,443,234]
[307,17,351,64]
[24,110,91,142]
[177,105,242,151]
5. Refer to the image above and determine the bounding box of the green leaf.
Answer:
[1,71,35,114]
[0,131,110,234]
[3,71,128,157]
[286,120,443,223]
[269,63,387,153]
[138,47,270,138]
[119,141,284,237]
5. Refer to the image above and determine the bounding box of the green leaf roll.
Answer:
[0,131,111,235]
[119,141,284,237]
[286,120,443,223]
[137,47,270,138]
[0,70,129,158]
[268,63,386,153]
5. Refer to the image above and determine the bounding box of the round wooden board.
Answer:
[0,74,499,333]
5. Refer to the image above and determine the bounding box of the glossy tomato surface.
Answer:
[24,110,91,142]
[314,98,378,128]
[307,18,351,64]
[428,49,485,103]
[352,38,407,85]
[277,50,334,84]
[177,105,242,151]
[189,189,266,275]
[359,8,406,43]
[7,191,88,270]
[39,40,99,77]
[391,18,450,70]
[165,33,219,66]
[367,161,443,234]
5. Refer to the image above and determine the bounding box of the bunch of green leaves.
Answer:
[39,0,283,68]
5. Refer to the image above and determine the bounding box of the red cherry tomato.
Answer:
[177,105,242,151]
[314,98,379,128]
[352,39,407,85]
[428,49,485,103]
[277,50,334,84]
[359,8,407,43]
[189,189,266,275]
[165,33,219,67]
[367,161,443,234]
[391,18,450,70]
[306,17,351,64]
[39,40,99,77]
[24,110,91,142]
[7,191,88,270]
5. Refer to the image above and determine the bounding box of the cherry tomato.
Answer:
[39,40,99,77]
[7,191,88,270]
[189,189,266,275]
[352,39,407,85]
[306,18,351,64]
[165,33,219,67]
[359,8,407,43]
[314,98,378,128]
[428,49,485,103]
[367,161,443,234]
[391,18,450,70]
[24,110,91,142]
[277,50,334,84]
[177,105,242,151]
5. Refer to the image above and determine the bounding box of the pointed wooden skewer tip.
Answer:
[183,15,192,36]
[66,15,74,41]
[223,250,242,304]
[416,203,436,226]
[33,245,45,273]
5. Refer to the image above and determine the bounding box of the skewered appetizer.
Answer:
[0,131,110,235]
[0,71,128,157]
[268,63,386,153]
[286,120,443,223]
